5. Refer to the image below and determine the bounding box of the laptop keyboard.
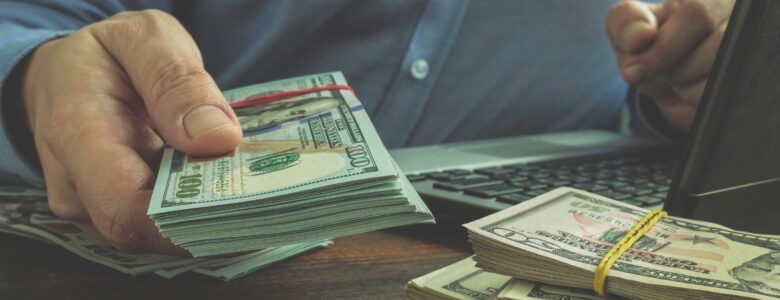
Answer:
[407,152,674,208]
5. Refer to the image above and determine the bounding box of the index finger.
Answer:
[606,1,663,54]
[622,0,734,83]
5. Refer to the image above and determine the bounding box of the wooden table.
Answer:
[0,224,472,299]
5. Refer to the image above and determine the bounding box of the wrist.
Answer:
[637,92,688,140]
[20,40,58,132]
[3,52,41,170]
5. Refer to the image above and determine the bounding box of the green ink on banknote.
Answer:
[602,229,658,250]
[247,149,301,176]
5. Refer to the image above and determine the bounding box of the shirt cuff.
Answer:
[0,24,72,186]
[626,88,683,141]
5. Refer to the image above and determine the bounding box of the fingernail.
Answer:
[184,105,234,139]
[623,65,644,83]
[622,21,649,51]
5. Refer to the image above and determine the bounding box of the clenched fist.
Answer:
[19,10,242,254]
[607,0,735,132]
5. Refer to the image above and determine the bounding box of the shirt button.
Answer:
[410,58,429,80]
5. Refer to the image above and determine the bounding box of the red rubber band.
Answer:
[229,84,355,109]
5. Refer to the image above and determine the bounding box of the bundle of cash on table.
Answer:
[0,185,329,280]
[406,255,606,300]
[451,187,780,300]
[148,71,434,257]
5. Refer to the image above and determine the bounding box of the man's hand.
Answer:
[20,10,243,254]
[606,0,735,132]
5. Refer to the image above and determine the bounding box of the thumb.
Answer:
[606,1,662,54]
[89,10,242,157]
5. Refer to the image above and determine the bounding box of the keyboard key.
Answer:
[531,172,552,179]
[548,180,571,188]
[633,195,664,206]
[464,184,525,198]
[614,186,653,196]
[533,178,569,186]
[571,183,608,192]
[635,182,660,189]
[571,176,591,183]
[474,167,514,177]
[421,171,446,178]
[491,173,518,180]
[523,189,548,197]
[497,193,532,204]
[613,176,631,182]
[505,175,532,183]
[597,190,632,200]
[433,178,503,191]
[654,186,670,193]
[607,181,628,188]
[406,174,426,182]
[510,181,548,190]
[428,173,464,181]
[447,169,472,176]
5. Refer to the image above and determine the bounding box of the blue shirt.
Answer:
[0,0,655,187]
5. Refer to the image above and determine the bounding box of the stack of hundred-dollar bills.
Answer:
[406,256,605,300]
[464,187,780,300]
[0,185,329,280]
[148,71,434,257]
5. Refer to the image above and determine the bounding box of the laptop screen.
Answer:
[666,0,780,232]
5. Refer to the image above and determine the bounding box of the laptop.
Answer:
[391,0,780,234]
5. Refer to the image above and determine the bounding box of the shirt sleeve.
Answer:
[625,88,685,141]
[0,1,172,186]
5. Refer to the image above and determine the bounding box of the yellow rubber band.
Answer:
[593,209,668,296]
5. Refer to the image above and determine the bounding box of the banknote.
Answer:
[154,241,330,280]
[406,256,605,300]
[147,72,433,257]
[466,187,780,299]
[149,72,396,212]
[0,189,329,279]
[0,184,47,202]
[0,199,200,275]
[491,279,608,300]
[406,257,510,300]
[190,240,331,281]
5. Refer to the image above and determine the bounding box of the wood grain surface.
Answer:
[0,224,472,300]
